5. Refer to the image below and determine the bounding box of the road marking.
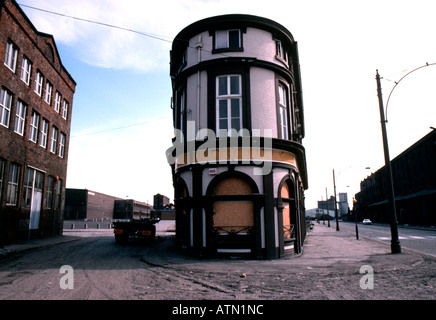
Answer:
[377,236,434,240]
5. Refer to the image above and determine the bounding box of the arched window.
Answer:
[279,179,296,244]
[213,177,254,232]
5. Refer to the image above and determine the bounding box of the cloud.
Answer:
[20,0,178,72]
[18,0,296,72]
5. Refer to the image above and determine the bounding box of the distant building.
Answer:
[65,189,121,221]
[65,188,152,221]
[318,196,335,211]
[338,192,349,216]
[0,0,76,244]
[153,193,170,210]
[305,208,335,220]
[113,199,152,220]
[168,14,308,259]
[151,193,174,220]
[355,129,436,226]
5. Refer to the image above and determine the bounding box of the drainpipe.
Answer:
[195,35,203,135]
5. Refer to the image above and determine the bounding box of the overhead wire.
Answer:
[18,3,177,138]
[18,3,174,43]
[16,2,287,137]
[71,116,171,138]
[17,3,234,58]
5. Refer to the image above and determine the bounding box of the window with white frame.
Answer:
[278,83,289,140]
[20,56,32,85]
[54,91,61,113]
[50,126,58,154]
[4,41,18,72]
[45,175,54,209]
[6,163,20,205]
[22,167,34,207]
[62,100,68,120]
[14,100,26,136]
[34,71,43,96]
[0,87,12,128]
[59,132,66,158]
[275,40,288,62]
[22,167,44,208]
[29,111,39,143]
[215,30,241,50]
[44,82,52,105]
[39,118,49,148]
[216,75,242,136]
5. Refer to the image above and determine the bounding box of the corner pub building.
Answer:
[168,15,308,259]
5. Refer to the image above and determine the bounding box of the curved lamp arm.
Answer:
[385,62,436,121]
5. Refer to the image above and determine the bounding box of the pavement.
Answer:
[1,220,435,300]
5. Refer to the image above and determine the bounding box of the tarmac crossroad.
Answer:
[0,221,435,301]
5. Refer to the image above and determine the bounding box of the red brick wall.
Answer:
[0,0,76,243]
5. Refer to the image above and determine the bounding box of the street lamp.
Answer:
[376,70,401,254]
[376,63,436,253]
[321,195,325,225]
[332,169,339,231]
[326,188,330,227]
[353,198,359,240]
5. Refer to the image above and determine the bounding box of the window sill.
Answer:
[275,55,289,68]
[212,47,244,54]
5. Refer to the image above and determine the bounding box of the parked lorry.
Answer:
[113,217,160,244]
[112,199,160,244]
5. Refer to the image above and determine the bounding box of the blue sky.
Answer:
[18,0,436,209]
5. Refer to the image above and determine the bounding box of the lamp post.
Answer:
[321,196,325,225]
[326,188,330,227]
[332,169,339,231]
[376,70,401,254]
[376,63,436,252]
[353,198,359,240]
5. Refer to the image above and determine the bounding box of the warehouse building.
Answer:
[0,0,76,244]
[355,129,436,226]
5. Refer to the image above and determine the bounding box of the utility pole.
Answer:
[326,187,330,227]
[332,169,339,231]
[321,196,325,225]
[353,198,359,240]
[376,70,401,254]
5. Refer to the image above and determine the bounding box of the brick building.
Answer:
[0,0,76,244]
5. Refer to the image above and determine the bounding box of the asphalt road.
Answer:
[0,220,434,304]
[327,221,436,257]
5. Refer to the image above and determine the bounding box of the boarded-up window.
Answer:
[213,177,254,229]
